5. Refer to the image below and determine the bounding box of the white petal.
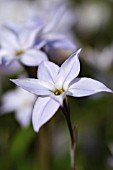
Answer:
[46,39,76,50]
[38,61,59,84]
[68,77,112,97]
[10,78,55,96]
[1,89,21,113]
[43,32,68,41]
[32,97,60,132]
[0,27,19,50]
[20,50,48,66]
[0,48,17,66]
[15,107,32,127]
[0,54,14,65]
[55,49,81,89]
[42,5,66,33]
[19,27,42,48]
[35,40,46,50]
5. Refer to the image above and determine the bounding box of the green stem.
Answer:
[60,99,77,170]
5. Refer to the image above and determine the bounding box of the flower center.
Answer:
[54,89,64,95]
[15,50,24,57]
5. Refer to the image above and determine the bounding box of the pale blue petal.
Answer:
[10,78,55,96]
[0,56,13,65]
[55,49,81,90]
[15,107,32,127]
[68,77,112,97]
[0,49,15,65]
[45,39,76,51]
[32,97,60,132]
[43,32,67,41]
[42,5,66,33]
[34,40,46,50]
[19,27,42,48]
[0,27,19,50]
[1,90,20,113]
[20,49,48,66]
[38,61,59,84]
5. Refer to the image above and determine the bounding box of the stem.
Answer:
[60,99,77,170]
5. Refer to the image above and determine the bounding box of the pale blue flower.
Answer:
[32,3,77,62]
[0,26,48,66]
[43,35,76,65]
[1,87,36,127]
[10,49,112,132]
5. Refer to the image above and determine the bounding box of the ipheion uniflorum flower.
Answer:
[10,49,112,132]
[0,26,48,66]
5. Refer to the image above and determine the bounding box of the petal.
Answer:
[45,39,76,51]
[42,5,66,33]
[0,49,16,65]
[19,26,42,48]
[15,107,32,127]
[32,97,60,132]
[0,56,13,66]
[43,32,67,41]
[38,61,59,84]
[10,78,55,96]
[55,49,81,89]
[0,27,19,50]
[68,77,112,97]
[34,40,46,50]
[20,49,48,66]
[50,91,67,105]
[1,90,20,113]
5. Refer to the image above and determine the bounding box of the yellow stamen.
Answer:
[55,91,59,95]
[15,50,24,57]
[59,89,63,93]
[54,89,64,95]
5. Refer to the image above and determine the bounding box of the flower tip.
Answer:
[77,48,82,56]
[107,88,113,93]
[10,79,14,82]
[78,48,82,52]
[10,79,17,83]
[103,87,113,94]
[33,126,40,133]
[10,79,19,86]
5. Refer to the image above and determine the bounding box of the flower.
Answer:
[1,87,36,127]
[0,0,39,26]
[82,45,113,71]
[0,26,48,66]
[31,3,77,65]
[10,49,112,132]
[43,36,76,65]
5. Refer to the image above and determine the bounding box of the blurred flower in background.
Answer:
[0,0,39,26]
[81,44,113,71]
[0,26,48,66]
[76,1,111,35]
[1,87,36,127]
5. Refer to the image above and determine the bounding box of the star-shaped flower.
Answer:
[11,49,112,132]
[0,26,48,66]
